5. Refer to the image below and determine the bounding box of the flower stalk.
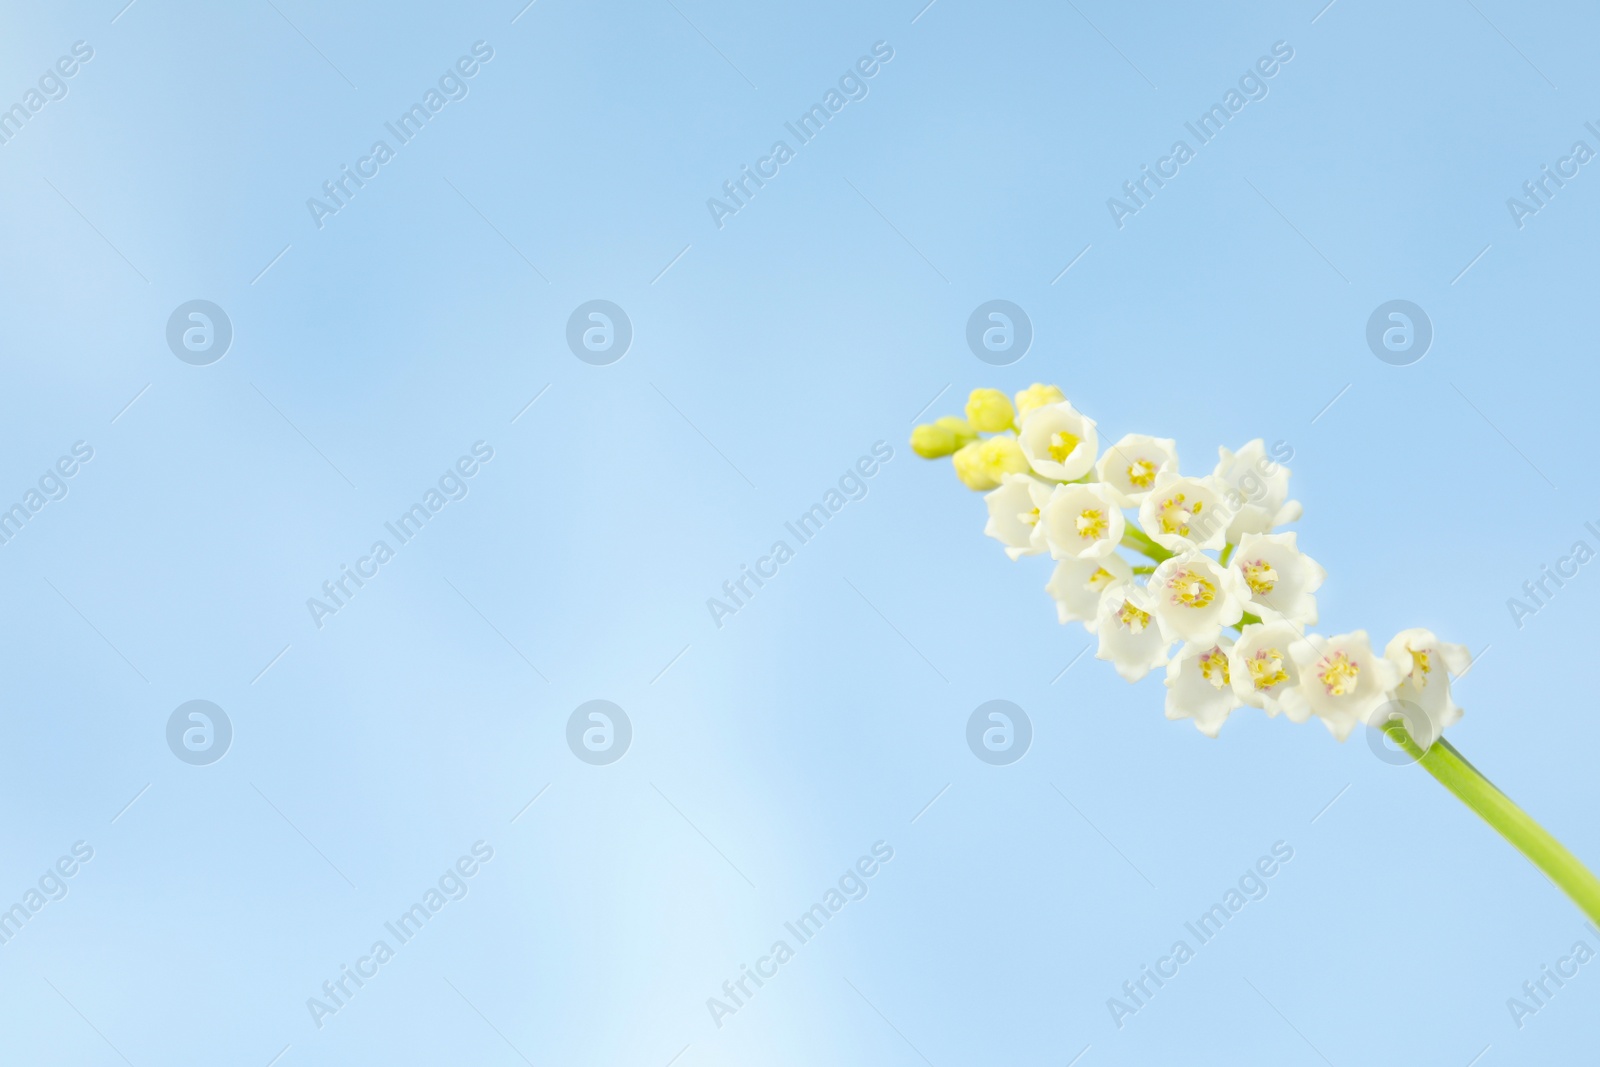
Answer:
[1393,726,1600,925]
[1120,526,1172,563]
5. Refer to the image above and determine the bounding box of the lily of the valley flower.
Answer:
[1298,631,1402,741]
[1018,401,1098,481]
[1046,555,1133,631]
[1095,433,1179,507]
[1165,638,1241,738]
[1382,628,1472,747]
[1148,551,1249,645]
[1232,531,1325,626]
[1137,473,1228,553]
[983,474,1052,560]
[1228,619,1313,721]
[1214,440,1302,541]
[1095,585,1171,682]
[1041,482,1124,560]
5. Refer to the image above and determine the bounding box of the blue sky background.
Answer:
[1,0,1598,1063]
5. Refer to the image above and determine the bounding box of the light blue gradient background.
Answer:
[1,0,1596,1063]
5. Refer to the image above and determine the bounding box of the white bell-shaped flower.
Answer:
[1041,482,1124,560]
[1137,473,1228,553]
[1095,434,1179,507]
[1231,531,1325,626]
[1298,631,1402,741]
[1213,440,1301,541]
[1228,619,1314,721]
[1045,555,1133,631]
[1382,628,1471,747]
[1018,401,1098,481]
[1148,551,1250,646]
[1094,584,1172,682]
[983,474,1052,560]
[1165,638,1241,738]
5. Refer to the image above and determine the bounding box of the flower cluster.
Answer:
[912,386,1470,744]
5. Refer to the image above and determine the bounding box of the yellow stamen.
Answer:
[1409,645,1432,680]
[1167,568,1215,609]
[1199,648,1229,689]
[1048,430,1080,463]
[1157,492,1202,536]
[1241,558,1278,596]
[1117,600,1151,634]
[1076,508,1108,541]
[1318,651,1360,696]
[1088,567,1115,590]
[1248,648,1288,690]
[1019,506,1041,527]
[1128,458,1157,489]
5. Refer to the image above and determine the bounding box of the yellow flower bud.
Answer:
[939,415,978,449]
[911,424,949,459]
[910,416,978,459]
[1013,383,1065,420]
[951,441,997,490]
[964,388,1016,433]
[977,435,1030,481]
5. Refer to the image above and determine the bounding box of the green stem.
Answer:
[1120,526,1173,563]
[1391,726,1600,925]
[1220,542,1235,566]
[1132,565,1156,575]
[1233,611,1261,631]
